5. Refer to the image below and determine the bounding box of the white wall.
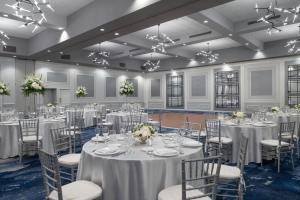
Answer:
[145,55,300,112]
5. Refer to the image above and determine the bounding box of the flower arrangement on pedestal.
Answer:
[119,80,134,96]
[133,123,155,144]
[21,74,45,96]
[271,106,280,113]
[75,86,88,98]
[0,82,10,96]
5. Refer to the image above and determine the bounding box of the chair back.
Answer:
[18,118,39,142]
[237,135,248,174]
[205,120,221,154]
[184,121,202,140]
[51,127,72,155]
[67,110,84,128]
[182,155,222,200]
[279,121,296,146]
[38,150,63,200]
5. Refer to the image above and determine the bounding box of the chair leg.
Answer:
[260,145,263,167]
[238,181,244,200]
[291,151,294,171]
[71,167,75,182]
[19,143,23,163]
[297,139,299,159]
[277,152,280,173]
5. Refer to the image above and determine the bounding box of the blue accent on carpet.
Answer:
[0,126,300,200]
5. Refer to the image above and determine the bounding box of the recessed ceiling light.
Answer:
[228,33,233,37]
[57,27,64,30]
[100,28,105,32]
[13,56,16,58]
[47,60,51,62]
[182,43,186,46]
[47,49,51,53]
[114,32,119,36]
[60,51,64,55]
[123,42,127,45]
[203,20,208,23]
[76,63,79,66]
[245,43,249,46]
[3,14,8,17]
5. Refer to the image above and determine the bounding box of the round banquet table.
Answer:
[77,136,203,200]
[0,118,65,159]
[106,112,148,134]
[221,122,278,164]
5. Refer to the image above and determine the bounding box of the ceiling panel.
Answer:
[133,52,172,60]
[175,37,241,54]
[0,17,45,39]
[130,16,211,41]
[85,41,135,54]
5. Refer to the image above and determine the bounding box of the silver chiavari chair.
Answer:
[217,135,248,200]
[51,127,80,182]
[129,111,142,131]
[261,121,296,173]
[205,120,232,163]
[184,121,206,143]
[18,118,41,163]
[147,111,162,133]
[38,150,102,200]
[158,155,222,200]
[66,110,84,152]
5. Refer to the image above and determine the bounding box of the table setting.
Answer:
[77,124,203,200]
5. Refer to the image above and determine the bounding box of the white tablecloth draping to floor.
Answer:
[106,112,148,134]
[221,122,278,164]
[0,118,65,159]
[77,136,203,200]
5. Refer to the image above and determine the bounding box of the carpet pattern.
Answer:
[0,127,300,200]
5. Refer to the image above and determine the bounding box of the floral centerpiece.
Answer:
[231,111,245,124]
[0,82,10,96]
[47,103,55,108]
[133,123,155,144]
[271,106,280,113]
[294,104,300,110]
[75,86,88,98]
[119,80,134,97]
[21,74,45,96]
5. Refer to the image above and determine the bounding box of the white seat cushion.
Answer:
[261,139,289,147]
[208,137,232,144]
[48,180,102,200]
[58,153,81,166]
[158,184,212,200]
[102,122,113,126]
[21,135,42,142]
[205,163,241,180]
[66,126,80,131]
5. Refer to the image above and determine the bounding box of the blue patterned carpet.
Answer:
[0,127,300,200]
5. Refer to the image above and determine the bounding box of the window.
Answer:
[166,74,184,108]
[287,65,300,106]
[151,79,161,97]
[215,70,240,110]
[106,77,116,97]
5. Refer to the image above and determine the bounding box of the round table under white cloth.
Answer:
[77,136,203,200]
[106,112,148,134]
[221,123,278,164]
[0,118,65,159]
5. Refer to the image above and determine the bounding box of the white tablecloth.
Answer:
[267,112,300,137]
[77,136,202,200]
[106,112,148,134]
[221,122,278,164]
[0,118,65,159]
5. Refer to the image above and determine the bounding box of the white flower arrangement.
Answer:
[132,123,155,143]
[119,80,134,97]
[47,103,55,108]
[294,104,300,110]
[21,74,45,96]
[0,82,10,96]
[75,86,88,98]
[271,106,280,113]
[232,111,245,119]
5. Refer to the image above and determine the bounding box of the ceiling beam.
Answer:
[189,10,264,50]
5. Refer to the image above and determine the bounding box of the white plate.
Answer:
[153,148,179,157]
[94,147,121,156]
[182,140,202,148]
[91,136,105,142]
[164,143,179,148]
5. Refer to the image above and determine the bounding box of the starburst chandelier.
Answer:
[145,24,175,54]
[6,0,55,33]
[0,31,9,47]
[254,2,282,34]
[143,54,160,72]
[285,26,300,54]
[88,43,110,66]
[195,43,219,64]
[274,1,300,24]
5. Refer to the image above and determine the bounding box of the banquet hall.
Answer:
[1,0,300,199]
